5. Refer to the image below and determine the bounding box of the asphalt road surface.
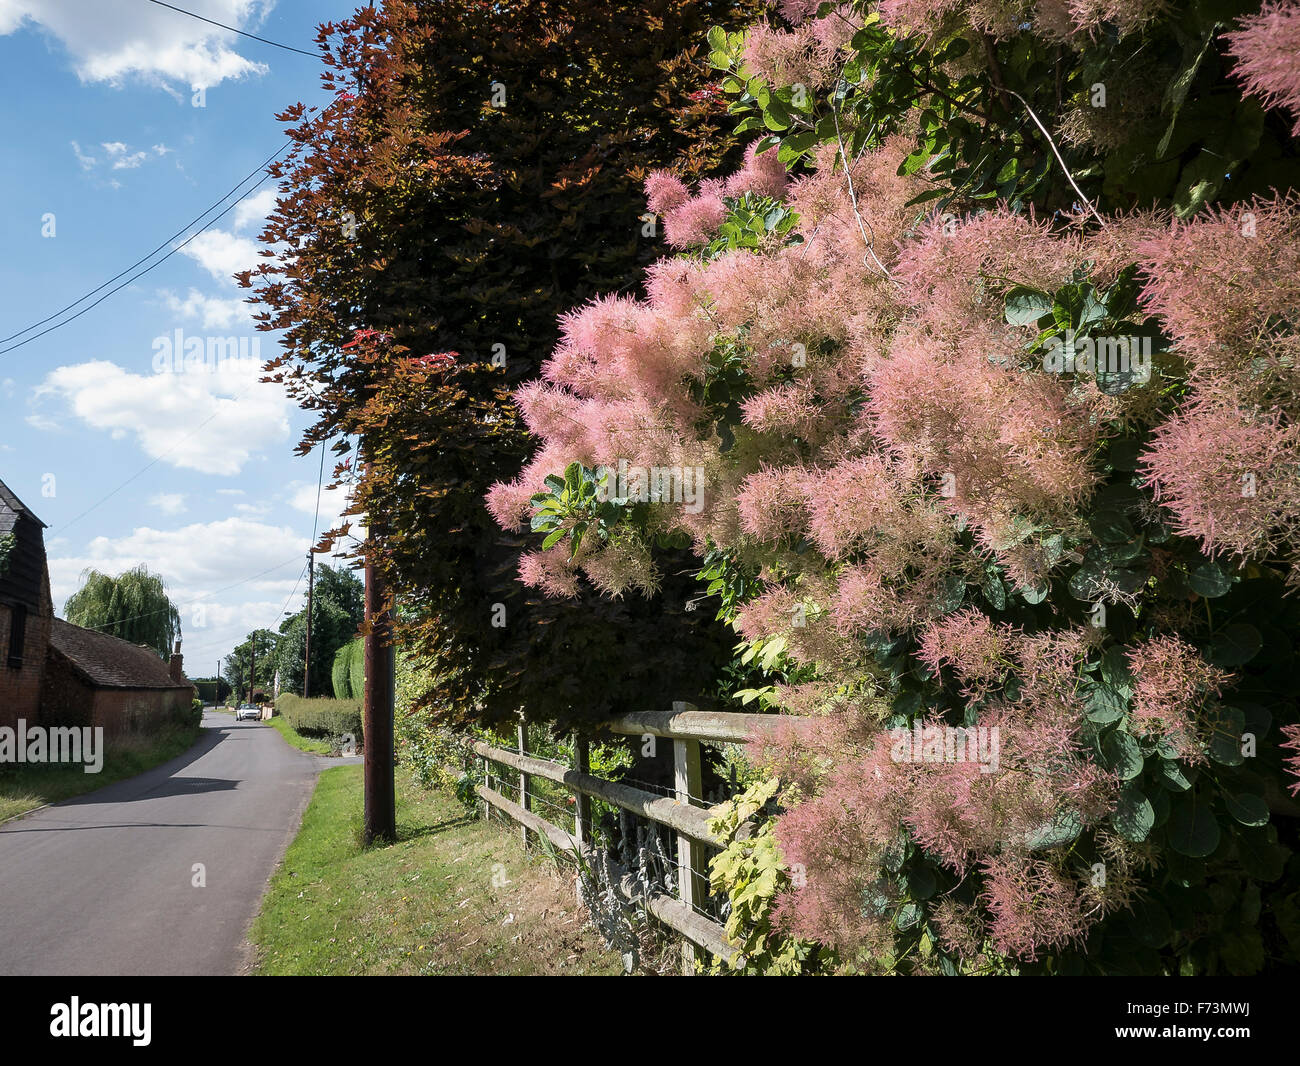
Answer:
[0,710,354,975]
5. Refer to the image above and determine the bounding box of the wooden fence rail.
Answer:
[470,701,795,974]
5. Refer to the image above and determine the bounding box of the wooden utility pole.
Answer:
[248,639,256,705]
[303,550,315,697]
[362,464,396,845]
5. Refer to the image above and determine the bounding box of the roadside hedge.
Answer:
[277,694,362,744]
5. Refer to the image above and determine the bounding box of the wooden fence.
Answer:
[471,702,788,974]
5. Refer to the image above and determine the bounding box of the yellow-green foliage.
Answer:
[707,778,832,976]
[277,693,362,742]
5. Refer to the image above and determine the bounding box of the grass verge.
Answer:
[249,765,624,975]
[0,723,202,823]
[265,713,334,756]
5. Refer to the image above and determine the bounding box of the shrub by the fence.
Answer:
[277,694,363,743]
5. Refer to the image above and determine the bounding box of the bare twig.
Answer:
[1006,88,1107,228]
[831,106,895,281]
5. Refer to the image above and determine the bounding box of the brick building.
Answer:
[42,622,195,737]
[0,481,53,728]
[0,478,195,733]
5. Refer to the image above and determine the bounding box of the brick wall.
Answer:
[42,649,195,738]
[39,647,94,729]
[0,569,52,729]
[91,687,194,739]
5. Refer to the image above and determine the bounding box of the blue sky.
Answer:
[0,0,362,676]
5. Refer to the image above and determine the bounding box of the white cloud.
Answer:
[32,357,291,476]
[149,492,188,515]
[48,516,313,662]
[73,138,174,180]
[103,141,148,170]
[0,0,270,92]
[158,287,253,329]
[179,228,262,284]
[216,488,245,496]
[49,517,307,602]
[70,139,97,171]
[233,188,277,232]
[287,479,365,545]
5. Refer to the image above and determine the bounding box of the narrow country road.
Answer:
[0,710,352,976]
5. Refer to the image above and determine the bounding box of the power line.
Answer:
[183,559,310,663]
[143,0,319,59]
[48,374,261,536]
[310,442,327,549]
[66,553,307,635]
[271,560,311,632]
[0,141,292,357]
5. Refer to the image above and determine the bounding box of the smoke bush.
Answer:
[487,4,1300,975]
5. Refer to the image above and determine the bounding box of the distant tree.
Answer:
[224,629,278,702]
[191,677,231,704]
[312,563,364,630]
[275,597,353,697]
[272,563,363,695]
[63,565,181,659]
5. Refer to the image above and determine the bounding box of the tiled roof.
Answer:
[0,479,45,532]
[50,618,190,691]
[0,477,48,609]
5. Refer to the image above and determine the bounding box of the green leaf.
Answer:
[1114,786,1155,842]
[1020,577,1050,605]
[1224,791,1269,827]
[1108,438,1143,472]
[1100,645,1134,694]
[1168,789,1221,858]
[1069,546,1150,600]
[904,187,948,208]
[541,529,566,550]
[906,865,937,901]
[1158,758,1193,792]
[895,902,923,930]
[1024,808,1083,850]
[1188,560,1233,598]
[1089,509,1135,544]
[981,569,1006,611]
[1004,286,1054,326]
[1237,825,1287,881]
[1157,27,1218,158]
[1102,730,1144,781]
[1129,898,1173,948]
[1206,623,1262,667]
[1085,681,1127,724]
[930,573,965,615]
[1209,705,1246,767]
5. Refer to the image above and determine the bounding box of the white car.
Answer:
[235,704,260,722]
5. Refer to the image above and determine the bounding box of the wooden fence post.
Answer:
[674,732,708,975]
[517,721,531,849]
[573,735,592,848]
[481,755,491,823]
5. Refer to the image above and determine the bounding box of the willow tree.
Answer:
[63,566,181,659]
